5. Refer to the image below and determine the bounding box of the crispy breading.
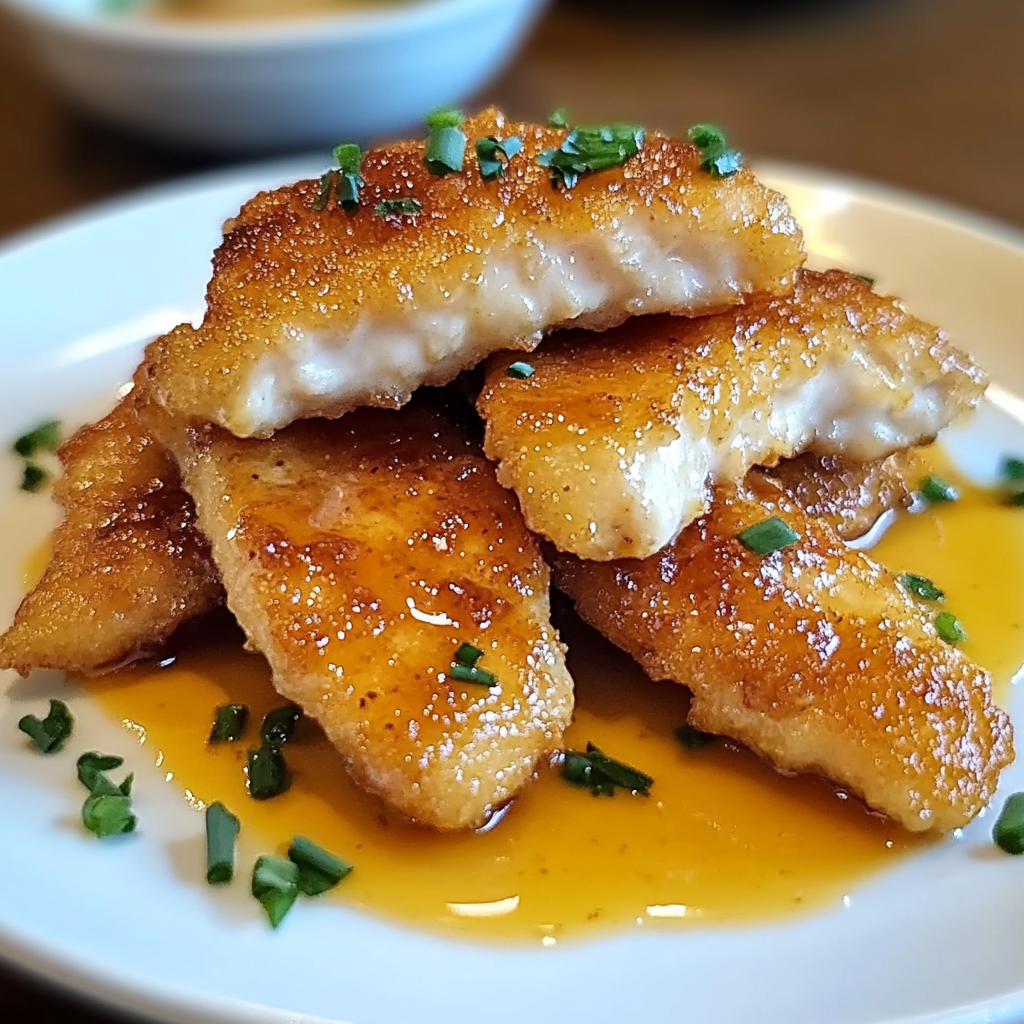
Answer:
[479,270,985,561]
[0,391,222,677]
[140,108,804,438]
[176,404,574,830]
[754,447,924,541]
[551,475,1013,832]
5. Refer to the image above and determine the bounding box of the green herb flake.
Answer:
[935,611,968,644]
[736,516,800,556]
[288,835,353,896]
[899,573,945,602]
[455,642,484,667]
[374,198,424,218]
[920,475,958,504]
[450,663,496,687]
[506,361,535,380]
[209,704,249,744]
[993,792,1024,854]
[21,463,49,493]
[248,743,291,801]
[424,108,466,175]
[18,699,74,753]
[332,142,364,210]
[206,801,240,885]
[687,123,743,178]
[1008,491,1024,508]
[13,420,61,459]
[855,273,877,287]
[426,107,464,130]
[675,724,713,750]
[476,135,523,181]
[1002,457,1024,482]
[261,704,303,747]
[547,107,568,129]
[251,854,299,928]
[562,742,653,797]
[77,751,124,791]
[82,791,136,838]
[311,171,334,212]
[537,124,645,189]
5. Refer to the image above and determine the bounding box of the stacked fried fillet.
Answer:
[0,109,1012,833]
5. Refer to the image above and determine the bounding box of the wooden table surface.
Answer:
[2,0,1023,1017]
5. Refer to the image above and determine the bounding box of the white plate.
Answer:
[2,160,1024,1024]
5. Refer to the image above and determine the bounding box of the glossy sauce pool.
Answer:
[75,467,1024,944]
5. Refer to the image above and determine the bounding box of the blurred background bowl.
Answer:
[0,0,550,150]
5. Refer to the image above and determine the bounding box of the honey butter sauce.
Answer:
[75,459,1024,944]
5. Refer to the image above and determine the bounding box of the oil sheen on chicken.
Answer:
[140,108,804,438]
[479,270,985,561]
[551,475,1013,832]
[176,404,574,830]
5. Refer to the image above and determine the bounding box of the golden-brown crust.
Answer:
[141,108,804,437]
[177,403,574,830]
[551,476,1013,832]
[0,390,222,677]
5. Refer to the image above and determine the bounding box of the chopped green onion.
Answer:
[547,107,568,129]
[77,751,123,790]
[1002,457,1024,482]
[687,123,743,178]
[82,791,136,838]
[736,516,800,556]
[425,108,466,175]
[247,743,291,800]
[506,361,535,380]
[206,802,239,884]
[562,742,653,797]
[537,124,645,189]
[455,642,484,667]
[209,704,249,743]
[920,475,958,503]
[374,198,424,218]
[476,135,523,181]
[251,854,299,928]
[450,664,496,687]
[333,142,364,210]
[899,573,945,601]
[311,171,334,212]
[675,724,712,750]
[261,704,303,747]
[935,611,967,644]
[13,420,61,458]
[21,463,49,493]
[18,699,73,753]
[1008,491,1024,507]
[855,273,876,287]
[288,835,353,896]
[993,792,1024,854]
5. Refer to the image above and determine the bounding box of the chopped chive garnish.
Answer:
[455,642,484,667]
[288,835,353,896]
[251,854,299,928]
[935,611,967,644]
[261,704,303,747]
[899,573,945,601]
[450,664,496,687]
[547,107,568,129]
[993,792,1024,854]
[1008,491,1024,507]
[332,142,364,210]
[13,420,61,458]
[209,704,249,743]
[18,699,73,753]
[537,124,645,189]
[687,123,743,178]
[424,108,466,175]
[206,802,239,884]
[476,135,523,181]
[920,475,958,503]
[562,742,653,797]
[374,198,424,218]
[247,743,291,800]
[311,171,334,212]
[82,790,137,838]
[675,724,712,749]
[77,751,123,790]
[21,463,49,492]
[736,516,800,556]
[855,273,876,287]
[1002,457,1024,482]
[506,361,535,380]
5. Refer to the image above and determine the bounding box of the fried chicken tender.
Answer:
[479,270,985,561]
[141,108,804,438]
[0,391,222,677]
[176,404,573,830]
[551,475,1013,832]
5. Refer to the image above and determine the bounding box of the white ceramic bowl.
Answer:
[0,0,549,150]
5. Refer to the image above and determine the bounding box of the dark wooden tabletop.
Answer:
[3,0,1023,1018]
